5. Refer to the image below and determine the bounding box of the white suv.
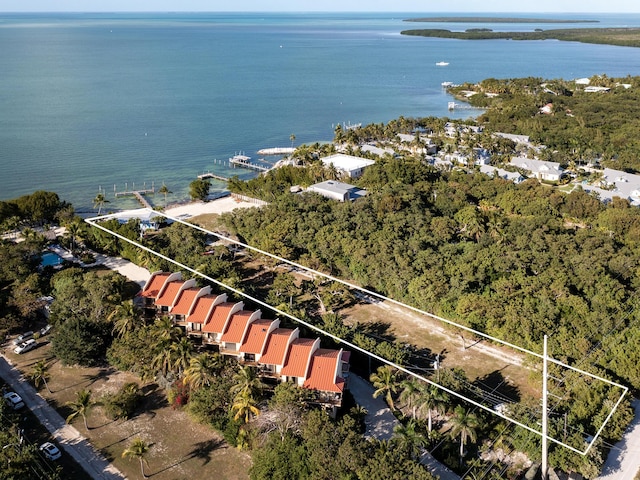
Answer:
[14,338,37,354]
[3,391,25,410]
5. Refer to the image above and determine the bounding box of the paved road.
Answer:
[0,354,125,480]
[597,398,640,480]
[349,374,460,480]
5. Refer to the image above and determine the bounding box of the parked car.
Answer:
[40,324,52,336]
[12,331,34,345]
[3,391,25,410]
[39,442,61,461]
[14,338,37,354]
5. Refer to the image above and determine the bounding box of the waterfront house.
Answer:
[320,153,375,178]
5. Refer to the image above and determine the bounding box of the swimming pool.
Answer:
[40,252,64,267]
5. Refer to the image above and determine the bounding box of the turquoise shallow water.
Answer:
[2,12,640,211]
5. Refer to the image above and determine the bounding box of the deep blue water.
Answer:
[40,251,63,267]
[2,12,640,211]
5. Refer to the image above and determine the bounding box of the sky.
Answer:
[1,0,639,13]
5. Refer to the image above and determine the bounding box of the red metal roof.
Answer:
[139,273,170,298]
[239,319,276,354]
[220,310,254,344]
[202,302,236,333]
[187,295,219,325]
[281,338,318,378]
[303,349,345,393]
[259,328,297,366]
[171,287,201,316]
[155,281,185,307]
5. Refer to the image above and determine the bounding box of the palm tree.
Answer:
[231,390,260,423]
[393,419,428,460]
[66,389,93,431]
[93,192,109,215]
[399,377,422,419]
[231,365,265,399]
[30,360,52,394]
[417,383,449,432]
[122,437,151,479]
[109,300,141,337]
[183,353,222,390]
[290,133,296,149]
[158,183,172,207]
[370,365,398,410]
[169,337,193,376]
[65,220,83,254]
[448,405,479,464]
[152,316,181,344]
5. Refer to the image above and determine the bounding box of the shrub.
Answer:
[102,382,142,420]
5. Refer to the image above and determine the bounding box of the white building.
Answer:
[479,165,525,184]
[307,180,367,202]
[510,157,563,182]
[320,154,375,178]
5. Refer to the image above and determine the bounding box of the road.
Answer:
[0,354,125,480]
[349,374,460,480]
[597,398,640,480]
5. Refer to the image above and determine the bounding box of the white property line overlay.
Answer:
[86,209,629,455]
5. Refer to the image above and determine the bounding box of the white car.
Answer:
[39,442,61,461]
[12,331,34,345]
[14,338,37,354]
[3,391,25,410]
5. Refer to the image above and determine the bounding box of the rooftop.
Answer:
[187,294,220,324]
[239,318,279,354]
[220,310,255,344]
[155,281,185,307]
[139,272,171,298]
[202,302,237,333]
[303,349,345,393]
[171,287,204,316]
[281,338,318,378]
[259,328,297,366]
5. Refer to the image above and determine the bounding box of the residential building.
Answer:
[137,273,350,414]
[307,180,367,202]
[510,157,563,182]
[320,153,375,178]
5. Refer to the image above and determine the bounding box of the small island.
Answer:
[404,17,599,24]
[401,27,640,48]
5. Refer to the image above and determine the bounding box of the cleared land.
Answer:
[3,343,251,480]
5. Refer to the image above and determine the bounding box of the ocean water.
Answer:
[2,12,640,211]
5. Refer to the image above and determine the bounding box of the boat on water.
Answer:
[441,81,454,87]
[436,61,449,66]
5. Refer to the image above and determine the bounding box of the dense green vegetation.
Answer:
[404,17,599,24]
[401,27,640,48]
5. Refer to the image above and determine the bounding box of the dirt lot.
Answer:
[5,341,251,480]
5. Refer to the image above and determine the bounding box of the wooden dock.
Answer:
[114,188,154,209]
[229,154,271,172]
[198,172,229,182]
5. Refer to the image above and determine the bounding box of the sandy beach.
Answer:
[163,195,263,218]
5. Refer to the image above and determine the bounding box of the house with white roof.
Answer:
[320,153,375,178]
[510,157,563,182]
[480,165,525,184]
[307,180,367,202]
[494,132,531,145]
[581,168,640,205]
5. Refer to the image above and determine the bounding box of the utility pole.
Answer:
[542,335,549,480]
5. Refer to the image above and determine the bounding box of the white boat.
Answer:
[441,81,454,87]
[436,61,449,66]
